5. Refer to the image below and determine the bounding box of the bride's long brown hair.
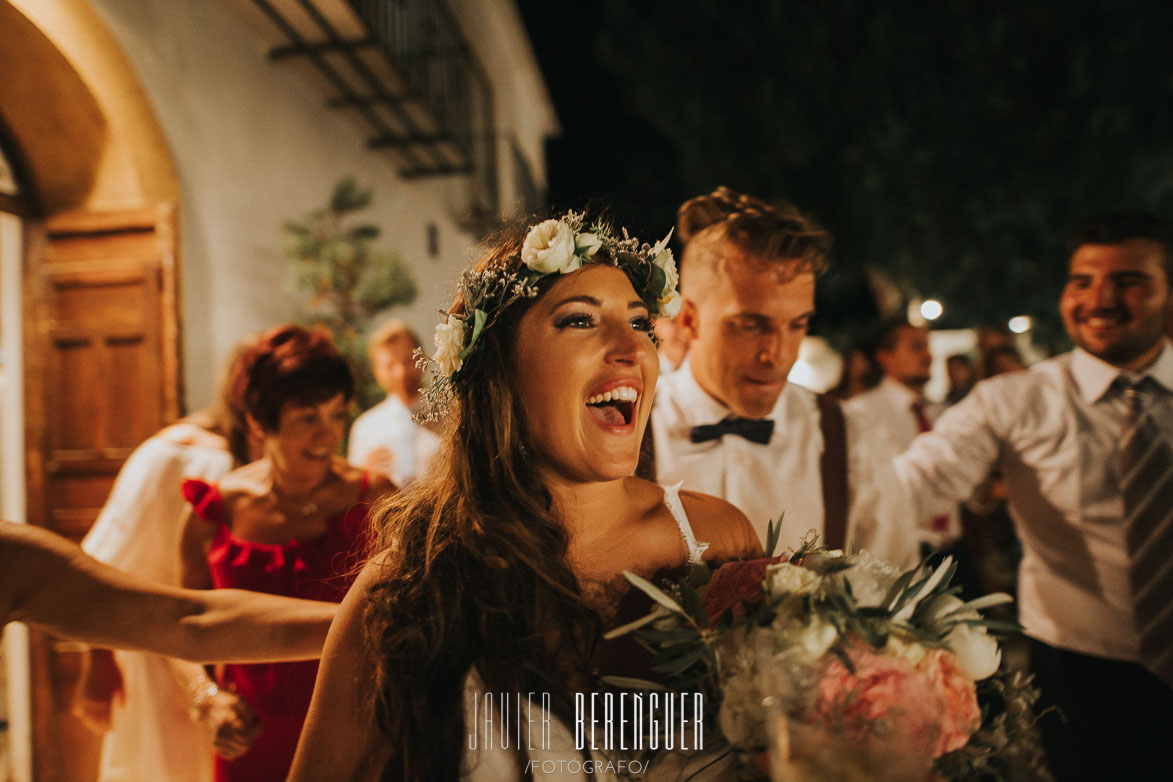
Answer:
[362,224,601,781]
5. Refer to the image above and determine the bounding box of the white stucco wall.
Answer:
[448,0,559,216]
[87,0,552,409]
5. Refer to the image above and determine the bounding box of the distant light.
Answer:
[920,299,943,321]
[1009,315,1032,334]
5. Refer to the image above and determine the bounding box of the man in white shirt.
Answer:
[649,187,918,568]
[348,319,439,487]
[847,322,958,552]
[898,212,1173,781]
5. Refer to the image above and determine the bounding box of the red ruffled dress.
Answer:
[182,476,371,782]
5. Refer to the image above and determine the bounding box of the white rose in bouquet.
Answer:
[766,562,821,596]
[840,551,901,607]
[924,594,1002,680]
[771,615,837,662]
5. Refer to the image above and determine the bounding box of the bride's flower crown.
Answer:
[427,212,680,388]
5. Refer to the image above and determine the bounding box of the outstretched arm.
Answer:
[289,554,392,782]
[1,521,336,663]
[896,381,1007,519]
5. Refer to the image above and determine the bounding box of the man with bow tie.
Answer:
[898,212,1173,781]
[646,187,918,569]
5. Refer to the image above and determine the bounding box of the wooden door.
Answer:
[23,204,181,781]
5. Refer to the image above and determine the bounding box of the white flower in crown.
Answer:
[433,314,466,376]
[648,229,681,317]
[656,248,678,289]
[650,229,675,270]
[658,290,682,318]
[522,219,581,274]
[575,231,603,257]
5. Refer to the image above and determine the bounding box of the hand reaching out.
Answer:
[193,684,264,760]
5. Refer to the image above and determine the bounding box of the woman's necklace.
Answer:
[272,472,328,517]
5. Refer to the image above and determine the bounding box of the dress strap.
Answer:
[181,478,226,525]
[662,482,710,568]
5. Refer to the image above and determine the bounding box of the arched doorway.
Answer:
[1,2,184,779]
[1,124,31,782]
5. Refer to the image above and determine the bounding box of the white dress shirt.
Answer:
[659,350,682,377]
[348,395,440,487]
[652,360,919,568]
[846,377,958,546]
[897,342,1173,661]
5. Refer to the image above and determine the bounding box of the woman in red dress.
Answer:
[179,324,394,782]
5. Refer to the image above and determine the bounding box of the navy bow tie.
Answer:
[689,417,775,445]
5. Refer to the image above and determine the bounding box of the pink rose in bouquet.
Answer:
[762,645,945,781]
[920,649,982,756]
[812,647,943,749]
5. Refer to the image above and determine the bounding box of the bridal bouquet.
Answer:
[605,532,1044,781]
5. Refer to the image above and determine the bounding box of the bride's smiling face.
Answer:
[513,264,659,484]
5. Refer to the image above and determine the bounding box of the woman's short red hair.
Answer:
[229,324,354,432]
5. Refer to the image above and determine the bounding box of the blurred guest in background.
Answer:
[846,321,960,557]
[73,343,259,782]
[180,325,393,782]
[649,187,917,568]
[898,212,1173,781]
[653,311,692,374]
[976,324,1017,360]
[980,343,1027,378]
[827,343,883,401]
[944,353,976,405]
[347,319,438,487]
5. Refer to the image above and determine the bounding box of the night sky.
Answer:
[516,0,682,237]
[515,1,1173,347]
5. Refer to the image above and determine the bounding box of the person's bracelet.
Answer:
[188,679,220,722]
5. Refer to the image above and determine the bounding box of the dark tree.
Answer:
[521,0,1173,347]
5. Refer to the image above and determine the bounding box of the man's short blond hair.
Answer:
[677,186,832,298]
[367,319,421,359]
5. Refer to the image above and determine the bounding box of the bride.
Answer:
[289,213,761,781]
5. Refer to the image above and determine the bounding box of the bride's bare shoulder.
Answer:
[678,489,763,560]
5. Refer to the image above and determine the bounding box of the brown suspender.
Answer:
[636,417,657,481]
[816,393,849,549]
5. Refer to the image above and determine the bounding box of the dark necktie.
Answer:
[689,417,774,445]
[911,399,933,434]
[1118,378,1173,687]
